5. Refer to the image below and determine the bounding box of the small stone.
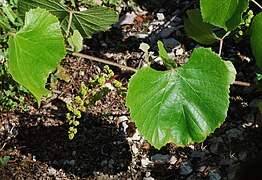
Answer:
[132,145,139,154]
[131,130,141,141]
[179,161,193,175]
[69,160,76,166]
[151,154,170,164]
[157,13,165,21]
[208,169,221,180]
[47,167,57,176]
[169,155,177,165]
[141,157,152,167]
[163,38,181,52]
[143,177,154,180]
[100,159,108,167]
[160,27,176,38]
[145,171,151,177]
[226,128,244,141]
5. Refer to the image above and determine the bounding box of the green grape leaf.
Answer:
[17,0,118,38]
[8,8,66,106]
[126,48,235,148]
[200,0,249,31]
[250,13,262,70]
[157,41,177,69]
[184,9,217,45]
[68,30,83,52]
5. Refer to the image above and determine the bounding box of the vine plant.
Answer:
[1,0,262,149]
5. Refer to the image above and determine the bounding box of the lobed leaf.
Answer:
[184,9,217,45]
[126,48,235,148]
[250,13,262,70]
[8,8,66,106]
[200,0,249,31]
[17,0,118,38]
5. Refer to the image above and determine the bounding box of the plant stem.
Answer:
[67,49,137,72]
[233,80,259,88]
[67,10,73,37]
[251,0,262,10]
[218,31,231,57]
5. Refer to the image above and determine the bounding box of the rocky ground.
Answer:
[1,0,262,179]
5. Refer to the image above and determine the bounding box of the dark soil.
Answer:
[1,1,262,180]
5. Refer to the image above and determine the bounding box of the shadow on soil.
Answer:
[15,100,132,178]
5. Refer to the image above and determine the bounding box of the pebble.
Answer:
[69,160,75,166]
[143,177,154,180]
[162,38,181,51]
[141,157,152,167]
[157,13,165,21]
[226,128,244,141]
[131,130,141,141]
[100,159,108,167]
[208,169,221,180]
[131,144,139,154]
[169,155,177,165]
[160,27,176,38]
[47,167,57,176]
[115,12,136,28]
[151,154,170,164]
[145,171,151,177]
[179,161,193,176]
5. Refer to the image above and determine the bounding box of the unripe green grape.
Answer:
[94,75,99,80]
[68,133,74,140]
[113,80,122,88]
[66,113,71,120]
[98,76,106,85]
[69,126,74,132]
[66,103,73,111]
[80,105,86,112]
[74,120,80,126]
[74,96,82,104]
[239,31,243,36]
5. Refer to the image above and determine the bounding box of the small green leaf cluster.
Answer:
[66,65,123,140]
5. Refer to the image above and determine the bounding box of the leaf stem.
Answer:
[218,31,231,57]
[67,49,137,72]
[251,0,262,10]
[67,10,73,37]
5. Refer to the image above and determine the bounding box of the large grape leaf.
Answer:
[184,10,217,45]
[17,0,118,38]
[200,0,249,31]
[250,13,262,70]
[8,8,66,105]
[126,48,235,148]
